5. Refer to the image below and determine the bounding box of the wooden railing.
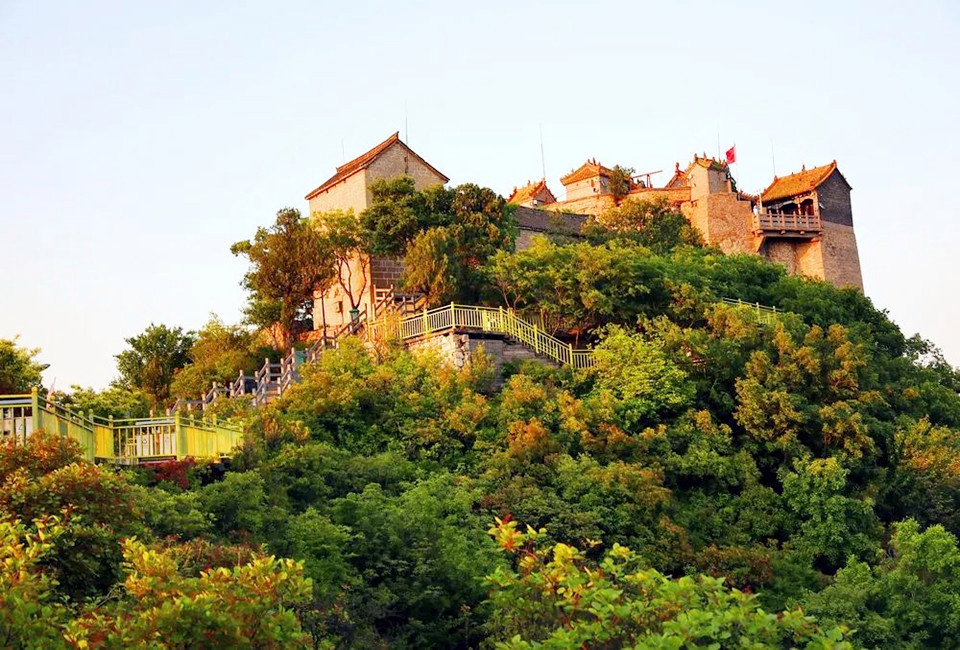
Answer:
[753,211,822,236]
[1,389,243,464]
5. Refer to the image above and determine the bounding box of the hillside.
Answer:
[3,187,960,648]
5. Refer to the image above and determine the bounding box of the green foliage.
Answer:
[114,323,195,408]
[803,519,960,648]
[607,164,635,203]
[360,175,449,257]
[0,337,48,394]
[170,315,266,399]
[232,207,335,346]
[402,226,465,304]
[0,433,141,601]
[0,516,68,650]
[59,383,150,419]
[274,338,495,465]
[485,518,850,648]
[134,486,214,540]
[592,197,705,252]
[65,538,312,648]
[488,238,672,336]
[780,457,881,569]
[198,471,273,538]
[590,325,693,427]
[10,184,960,645]
[327,476,501,647]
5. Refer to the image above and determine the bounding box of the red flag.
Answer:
[725,146,736,164]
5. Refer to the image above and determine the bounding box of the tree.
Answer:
[0,432,142,601]
[313,209,371,316]
[0,516,69,649]
[802,519,960,648]
[401,226,464,305]
[0,337,47,394]
[59,384,151,419]
[64,539,312,648]
[590,325,694,428]
[170,316,266,398]
[593,197,704,253]
[607,164,635,204]
[232,207,336,346]
[485,518,850,648]
[115,323,195,409]
[360,176,449,257]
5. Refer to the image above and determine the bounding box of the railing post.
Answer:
[450,302,456,328]
[30,386,40,434]
[533,324,540,354]
[422,306,428,336]
[174,410,184,460]
[569,343,574,365]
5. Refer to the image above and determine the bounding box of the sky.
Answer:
[1,0,958,389]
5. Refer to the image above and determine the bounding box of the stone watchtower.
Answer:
[758,162,863,290]
[304,133,449,335]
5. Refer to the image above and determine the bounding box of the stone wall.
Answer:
[682,193,759,255]
[309,170,369,215]
[406,331,546,378]
[760,225,862,290]
[546,194,616,216]
[367,143,446,193]
[818,221,864,289]
[563,177,609,201]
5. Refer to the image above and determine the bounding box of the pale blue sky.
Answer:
[1,0,958,389]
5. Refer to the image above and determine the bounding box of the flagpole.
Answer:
[735,143,740,191]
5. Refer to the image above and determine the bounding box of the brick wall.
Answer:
[371,256,404,288]
[816,171,854,226]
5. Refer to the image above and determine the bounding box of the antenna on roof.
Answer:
[770,139,777,177]
[539,123,546,180]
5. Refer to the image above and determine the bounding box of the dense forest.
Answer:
[3,178,960,648]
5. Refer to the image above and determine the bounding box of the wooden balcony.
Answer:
[753,211,822,238]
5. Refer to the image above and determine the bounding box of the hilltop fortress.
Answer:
[305,133,863,333]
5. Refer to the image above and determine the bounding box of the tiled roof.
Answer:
[559,160,613,186]
[665,162,688,188]
[507,179,556,205]
[305,132,449,200]
[761,161,840,202]
[513,206,586,234]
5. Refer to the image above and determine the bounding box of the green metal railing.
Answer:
[719,297,780,326]
[0,388,243,464]
[369,303,596,369]
[1,298,785,463]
